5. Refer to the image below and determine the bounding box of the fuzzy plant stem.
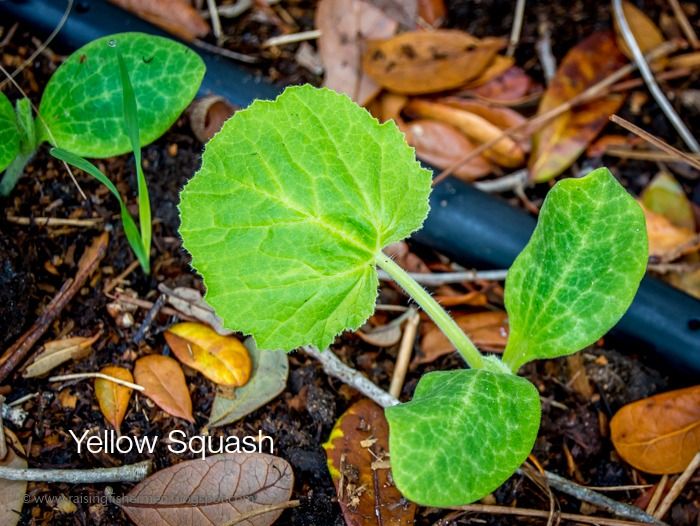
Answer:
[375,252,485,370]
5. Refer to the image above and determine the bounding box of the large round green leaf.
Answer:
[0,92,19,172]
[179,85,432,351]
[38,32,204,157]
[386,369,541,506]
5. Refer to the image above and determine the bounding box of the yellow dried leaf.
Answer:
[95,366,133,431]
[165,322,252,387]
[23,331,100,378]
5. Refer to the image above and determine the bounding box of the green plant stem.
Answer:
[0,149,35,196]
[375,251,485,369]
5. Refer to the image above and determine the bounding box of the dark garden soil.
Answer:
[1,1,699,525]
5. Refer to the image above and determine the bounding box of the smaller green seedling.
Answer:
[52,53,153,272]
[0,32,204,196]
[178,85,648,506]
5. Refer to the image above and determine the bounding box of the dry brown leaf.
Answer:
[461,55,515,89]
[434,290,489,307]
[614,1,666,67]
[22,331,100,378]
[316,0,398,105]
[134,354,194,422]
[438,97,530,151]
[668,51,700,70]
[379,92,408,122]
[0,429,26,526]
[109,0,209,41]
[530,32,626,182]
[95,366,134,431]
[610,385,700,474]
[122,453,294,526]
[641,171,695,231]
[402,119,494,179]
[323,399,416,525]
[405,99,524,167]
[417,311,508,364]
[667,267,700,299]
[362,30,504,94]
[384,241,430,273]
[417,0,446,26]
[189,96,236,143]
[641,205,696,258]
[471,65,534,103]
[165,322,252,387]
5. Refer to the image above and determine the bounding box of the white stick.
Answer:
[0,460,152,483]
[49,372,144,392]
[378,269,508,286]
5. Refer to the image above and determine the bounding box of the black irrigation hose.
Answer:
[2,0,699,376]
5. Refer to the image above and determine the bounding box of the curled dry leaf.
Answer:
[611,385,700,474]
[22,330,100,378]
[461,55,515,89]
[316,0,398,105]
[417,0,446,27]
[471,66,534,103]
[379,92,408,122]
[160,285,233,336]
[209,338,289,427]
[530,32,626,182]
[362,30,504,94]
[406,99,524,167]
[403,119,493,180]
[165,322,252,387]
[641,171,695,231]
[417,311,508,364]
[109,0,209,41]
[324,399,417,526]
[134,354,194,422]
[614,1,666,67]
[641,205,696,258]
[189,96,236,143]
[0,429,27,526]
[438,97,530,152]
[95,366,134,431]
[122,453,294,526]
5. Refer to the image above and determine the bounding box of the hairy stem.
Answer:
[375,252,485,369]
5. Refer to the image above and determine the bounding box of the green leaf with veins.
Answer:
[386,369,541,506]
[38,33,204,157]
[0,92,20,172]
[179,85,432,351]
[502,167,647,371]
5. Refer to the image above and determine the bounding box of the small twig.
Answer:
[109,292,197,321]
[133,294,165,345]
[454,504,666,526]
[433,40,680,185]
[654,452,700,520]
[536,17,557,83]
[0,232,108,383]
[474,169,530,193]
[225,499,301,525]
[103,260,140,294]
[1,403,27,427]
[603,145,700,164]
[610,115,700,171]
[0,460,152,483]
[0,0,72,90]
[263,30,321,48]
[538,470,665,524]
[506,0,526,56]
[668,0,699,49]
[5,215,102,227]
[610,66,694,92]
[378,269,508,286]
[645,475,668,515]
[612,0,699,152]
[0,396,6,461]
[389,310,419,398]
[206,0,223,43]
[585,484,653,492]
[192,39,259,64]
[300,346,399,408]
[7,393,36,407]
[48,372,144,392]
